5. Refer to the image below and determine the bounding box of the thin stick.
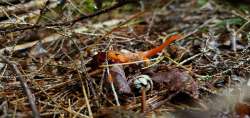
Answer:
[0,55,40,118]
[0,0,134,34]
[80,77,93,118]
[178,53,203,66]
[107,67,120,106]
[100,58,158,67]
[141,87,146,113]
[182,16,217,39]
[165,56,204,78]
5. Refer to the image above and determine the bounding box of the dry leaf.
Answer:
[235,102,250,118]
[109,65,131,94]
[151,68,199,98]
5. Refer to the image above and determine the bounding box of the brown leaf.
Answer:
[151,68,199,98]
[235,102,250,118]
[109,65,131,94]
[88,52,107,69]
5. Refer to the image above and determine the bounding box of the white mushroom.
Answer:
[133,75,153,92]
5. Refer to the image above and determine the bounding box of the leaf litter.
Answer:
[1,0,250,118]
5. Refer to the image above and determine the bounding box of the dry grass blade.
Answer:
[1,0,250,117]
[0,55,40,118]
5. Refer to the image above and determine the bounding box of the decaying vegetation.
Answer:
[0,0,250,118]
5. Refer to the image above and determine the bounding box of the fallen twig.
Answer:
[0,55,40,118]
[0,0,134,34]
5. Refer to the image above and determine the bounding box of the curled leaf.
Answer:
[151,68,199,98]
[109,65,131,94]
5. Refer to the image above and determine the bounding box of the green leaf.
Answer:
[197,0,208,7]
[216,17,245,28]
[83,0,97,12]
[198,75,212,81]
[238,4,250,12]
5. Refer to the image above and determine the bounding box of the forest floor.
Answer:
[0,0,250,118]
